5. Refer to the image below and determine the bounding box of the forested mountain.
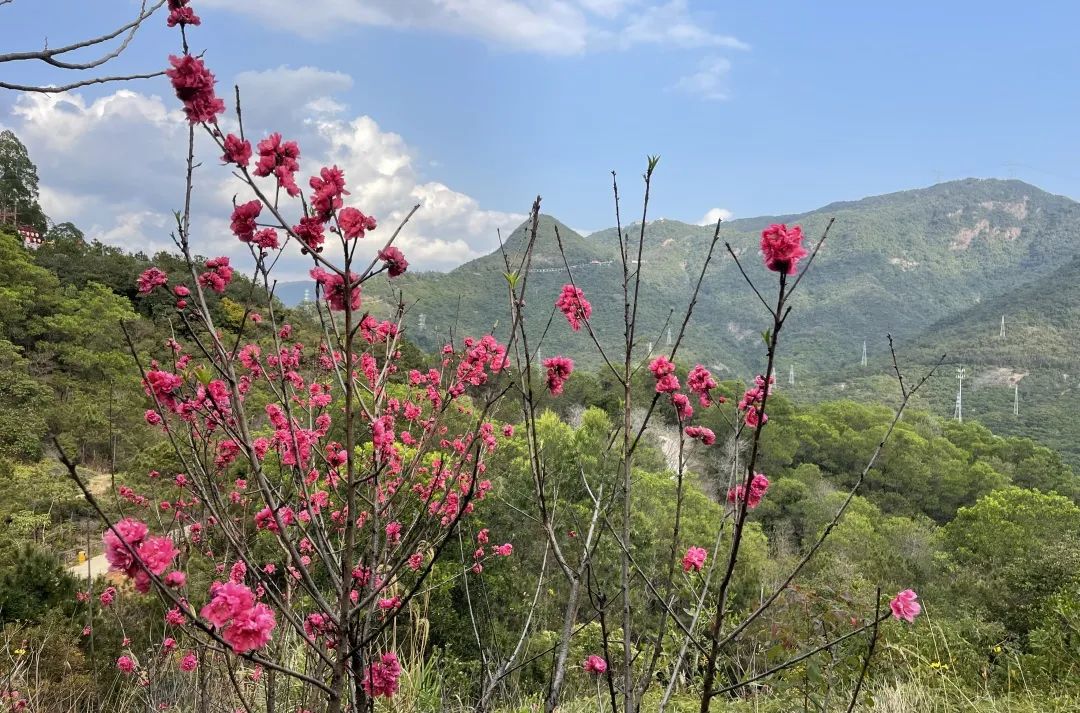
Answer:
[310,179,1080,379]
[304,178,1080,461]
[814,252,1080,464]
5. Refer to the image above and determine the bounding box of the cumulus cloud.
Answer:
[698,207,733,226]
[315,115,525,269]
[5,90,191,253]
[3,68,525,275]
[672,56,732,100]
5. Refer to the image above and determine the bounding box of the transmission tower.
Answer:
[418,313,426,330]
[666,327,673,347]
[861,340,868,367]
[1000,315,1005,338]
[303,289,311,304]
[647,341,653,355]
[788,365,795,385]
[953,366,966,422]
[1013,384,1019,417]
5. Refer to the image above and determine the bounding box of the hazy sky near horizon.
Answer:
[1,1,1078,275]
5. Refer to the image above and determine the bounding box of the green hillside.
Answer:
[811,253,1080,464]
[360,179,1080,381]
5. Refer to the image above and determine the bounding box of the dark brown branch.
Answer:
[725,242,775,317]
[708,612,892,698]
[846,589,882,713]
[711,351,943,652]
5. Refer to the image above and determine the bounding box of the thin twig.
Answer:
[846,589,882,713]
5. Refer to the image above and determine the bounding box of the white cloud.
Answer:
[5,90,192,254]
[698,207,733,225]
[4,69,525,275]
[672,56,732,100]
[610,1,748,51]
[316,115,525,269]
[232,66,354,127]
[199,0,746,56]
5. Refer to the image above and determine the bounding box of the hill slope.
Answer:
[351,178,1080,380]
[811,252,1080,464]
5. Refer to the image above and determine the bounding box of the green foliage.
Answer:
[0,129,47,232]
[0,543,74,623]
[941,487,1080,637]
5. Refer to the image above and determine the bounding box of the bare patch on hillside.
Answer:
[889,256,920,271]
[727,322,755,341]
[973,367,1028,388]
[979,197,1029,220]
[950,220,1022,250]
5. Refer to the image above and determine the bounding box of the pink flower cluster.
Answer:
[309,165,348,219]
[727,472,769,510]
[294,215,326,251]
[200,581,276,653]
[254,133,301,197]
[379,246,409,277]
[890,589,921,623]
[685,425,716,445]
[310,267,361,311]
[339,207,377,239]
[165,54,224,124]
[649,356,680,394]
[672,393,693,421]
[682,546,707,573]
[166,0,200,26]
[738,374,774,429]
[230,200,261,243]
[555,284,592,331]
[543,356,574,396]
[144,369,183,411]
[688,364,721,407]
[362,652,402,699]
[221,133,252,167]
[229,198,277,249]
[137,267,168,294]
[103,518,179,593]
[199,256,233,293]
[583,655,608,675]
[760,223,808,275]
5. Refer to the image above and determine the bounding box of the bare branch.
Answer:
[0,70,165,93]
[707,611,892,698]
[0,1,167,92]
[846,588,882,713]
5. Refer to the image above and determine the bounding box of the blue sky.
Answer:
[1,1,1078,273]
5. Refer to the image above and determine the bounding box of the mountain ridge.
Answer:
[339,177,1079,372]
